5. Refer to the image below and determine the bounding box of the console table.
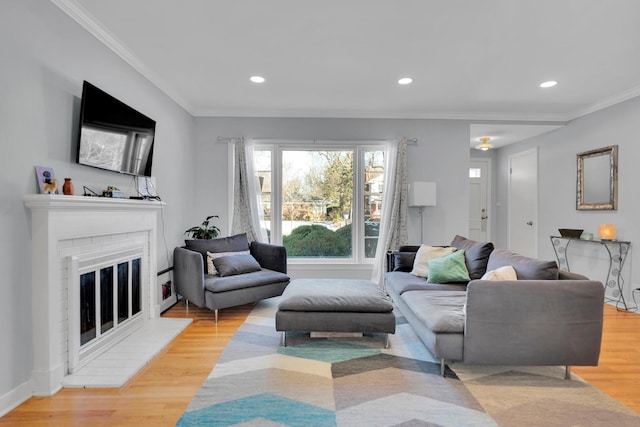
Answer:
[550,236,631,310]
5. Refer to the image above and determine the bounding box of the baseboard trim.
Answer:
[0,378,33,417]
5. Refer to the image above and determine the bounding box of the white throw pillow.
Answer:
[481,265,517,281]
[410,245,457,278]
[206,250,250,275]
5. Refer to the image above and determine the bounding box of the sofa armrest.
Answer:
[463,279,604,366]
[250,241,287,274]
[559,269,589,280]
[173,247,206,307]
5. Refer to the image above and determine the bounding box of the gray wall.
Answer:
[494,96,640,303]
[0,0,196,406]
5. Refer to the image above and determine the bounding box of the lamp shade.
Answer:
[409,182,437,207]
[598,224,616,240]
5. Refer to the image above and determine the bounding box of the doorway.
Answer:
[469,158,491,242]
[508,148,538,257]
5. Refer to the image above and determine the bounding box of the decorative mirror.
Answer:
[576,145,618,210]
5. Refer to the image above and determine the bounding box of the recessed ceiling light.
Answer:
[250,76,265,83]
[398,77,413,85]
[540,80,557,88]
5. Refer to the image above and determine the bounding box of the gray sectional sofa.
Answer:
[385,235,605,377]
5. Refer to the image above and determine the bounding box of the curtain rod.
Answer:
[216,136,418,145]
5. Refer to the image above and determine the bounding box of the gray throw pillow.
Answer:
[450,235,494,280]
[392,251,417,272]
[213,254,262,277]
[486,248,559,280]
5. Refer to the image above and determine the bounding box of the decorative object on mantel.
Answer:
[580,232,594,240]
[598,223,616,240]
[558,228,583,238]
[35,165,59,194]
[185,214,221,240]
[62,178,74,195]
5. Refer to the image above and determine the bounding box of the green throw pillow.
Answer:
[427,250,470,283]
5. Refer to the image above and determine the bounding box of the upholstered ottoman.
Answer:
[275,278,396,348]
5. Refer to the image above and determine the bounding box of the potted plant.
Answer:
[185,215,221,240]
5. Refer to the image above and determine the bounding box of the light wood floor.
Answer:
[1,302,638,426]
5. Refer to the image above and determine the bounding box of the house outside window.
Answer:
[253,144,385,263]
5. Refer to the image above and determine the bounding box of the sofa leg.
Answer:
[214,309,218,324]
[565,365,571,380]
[440,359,446,376]
[384,334,390,349]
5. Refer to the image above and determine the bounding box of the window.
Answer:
[469,167,482,178]
[253,144,385,262]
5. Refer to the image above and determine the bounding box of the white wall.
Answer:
[494,95,640,305]
[193,117,473,278]
[0,0,196,412]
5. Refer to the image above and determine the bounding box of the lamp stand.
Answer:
[419,207,424,243]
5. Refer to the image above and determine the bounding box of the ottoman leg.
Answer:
[384,334,390,349]
[281,331,287,347]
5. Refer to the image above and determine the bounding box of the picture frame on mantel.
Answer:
[35,165,59,194]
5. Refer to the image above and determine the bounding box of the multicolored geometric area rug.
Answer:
[176,297,493,426]
[177,298,640,426]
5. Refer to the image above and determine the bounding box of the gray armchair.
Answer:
[173,233,290,322]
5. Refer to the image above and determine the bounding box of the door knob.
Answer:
[526,221,533,226]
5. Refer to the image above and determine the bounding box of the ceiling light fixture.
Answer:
[475,136,494,151]
[540,80,557,88]
[398,77,413,85]
[250,75,265,83]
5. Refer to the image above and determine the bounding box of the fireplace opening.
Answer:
[70,247,147,373]
[79,258,142,346]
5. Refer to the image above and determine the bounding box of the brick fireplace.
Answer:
[24,195,164,396]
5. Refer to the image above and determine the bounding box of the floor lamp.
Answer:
[409,182,437,243]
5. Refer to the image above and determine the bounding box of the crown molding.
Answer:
[51,0,194,114]
[190,107,570,122]
[567,85,640,121]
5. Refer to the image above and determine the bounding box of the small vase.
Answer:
[63,178,74,195]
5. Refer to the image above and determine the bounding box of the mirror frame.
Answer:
[576,145,618,210]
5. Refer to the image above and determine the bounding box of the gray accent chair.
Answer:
[174,233,290,322]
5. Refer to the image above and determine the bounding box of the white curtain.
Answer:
[371,138,409,286]
[231,138,268,242]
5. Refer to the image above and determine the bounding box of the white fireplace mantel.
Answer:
[24,194,164,396]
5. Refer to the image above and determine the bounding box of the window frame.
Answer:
[253,141,386,265]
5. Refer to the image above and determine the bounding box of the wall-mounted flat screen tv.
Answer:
[76,81,156,177]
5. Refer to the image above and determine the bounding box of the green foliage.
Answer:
[184,215,220,239]
[283,225,350,257]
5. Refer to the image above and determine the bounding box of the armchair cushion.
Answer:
[213,254,262,277]
[185,233,250,270]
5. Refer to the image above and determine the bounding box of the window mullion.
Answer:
[353,147,364,263]
[271,147,283,245]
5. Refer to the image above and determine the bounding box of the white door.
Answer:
[508,149,538,257]
[469,159,490,242]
